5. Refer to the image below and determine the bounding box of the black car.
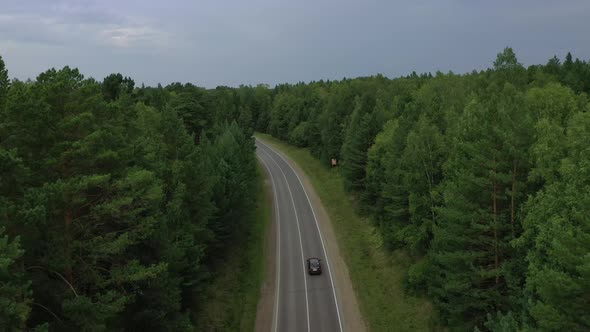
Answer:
[307,258,322,275]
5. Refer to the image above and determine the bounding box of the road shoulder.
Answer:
[254,158,278,332]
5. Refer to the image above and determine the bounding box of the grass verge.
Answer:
[255,133,439,331]
[195,163,271,331]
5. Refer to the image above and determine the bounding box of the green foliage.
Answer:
[480,311,529,332]
[0,61,258,330]
[288,121,311,147]
[195,164,268,331]
[102,73,134,101]
[3,46,590,331]
[252,85,273,132]
[205,121,257,248]
[518,111,590,331]
[237,106,253,136]
[399,115,444,254]
[268,93,304,140]
[318,84,355,161]
[255,48,590,330]
[364,119,399,216]
[341,95,381,193]
[429,83,532,327]
[0,228,33,331]
[168,86,212,140]
[493,47,527,87]
[526,83,578,184]
[364,119,410,248]
[0,55,8,112]
[404,257,430,293]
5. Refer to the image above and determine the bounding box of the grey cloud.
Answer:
[0,3,168,51]
[1,0,590,87]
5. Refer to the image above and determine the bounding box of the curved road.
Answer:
[256,139,343,332]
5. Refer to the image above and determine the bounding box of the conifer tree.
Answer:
[0,55,8,112]
[429,82,530,327]
[0,228,33,330]
[364,120,399,215]
[399,115,444,254]
[341,96,378,192]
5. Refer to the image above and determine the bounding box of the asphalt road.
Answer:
[256,139,343,332]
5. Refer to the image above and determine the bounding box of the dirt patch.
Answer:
[281,154,367,332]
[254,163,277,332]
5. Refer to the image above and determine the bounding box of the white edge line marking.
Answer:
[257,138,344,332]
[255,154,281,332]
[259,146,311,332]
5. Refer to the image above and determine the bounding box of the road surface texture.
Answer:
[255,138,365,332]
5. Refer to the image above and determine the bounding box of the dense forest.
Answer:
[0,55,259,331]
[248,48,589,331]
[2,47,589,331]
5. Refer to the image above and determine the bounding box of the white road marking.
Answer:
[256,154,281,332]
[257,139,344,332]
[259,147,311,332]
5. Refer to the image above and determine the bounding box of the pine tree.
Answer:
[237,106,253,136]
[0,144,33,331]
[429,83,530,327]
[341,96,377,192]
[253,85,272,132]
[2,68,171,330]
[364,120,398,215]
[169,88,212,141]
[318,84,355,162]
[430,96,507,327]
[399,115,445,254]
[364,117,412,249]
[268,93,299,140]
[206,121,257,248]
[494,47,527,88]
[0,228,33,330]
[102,73,134,102]
[0,55,8,113]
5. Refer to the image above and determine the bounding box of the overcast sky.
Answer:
[1,0,589,88]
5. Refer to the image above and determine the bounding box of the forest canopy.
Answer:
[252,48,590,331]
[0,56,258,331]
[1,47,589,331]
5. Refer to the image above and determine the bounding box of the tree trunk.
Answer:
[64,209,73,285]
[511,160,517,239]
[62,156,74,285]
[493,172,499,285]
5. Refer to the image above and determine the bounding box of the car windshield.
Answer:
[310,259,320,267]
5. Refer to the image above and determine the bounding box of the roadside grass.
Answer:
[194,163,271,331]
[255,133,439,331]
